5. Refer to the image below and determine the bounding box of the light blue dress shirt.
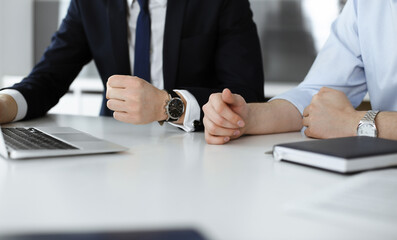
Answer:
[272,0,397,115]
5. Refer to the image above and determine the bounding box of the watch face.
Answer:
[167,98,184,119]
[357,123,377,137]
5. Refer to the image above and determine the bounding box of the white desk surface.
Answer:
[0,115,395,240]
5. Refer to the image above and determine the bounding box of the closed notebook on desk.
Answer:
[273,136,397,173]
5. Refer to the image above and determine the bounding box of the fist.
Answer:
[106,75,168,124]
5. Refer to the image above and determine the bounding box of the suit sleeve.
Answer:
[180,0,265,127]
[3,0,92,120]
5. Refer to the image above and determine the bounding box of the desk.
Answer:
[0,115,395,240]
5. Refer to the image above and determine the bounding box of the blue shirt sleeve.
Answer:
[271,0,368,115]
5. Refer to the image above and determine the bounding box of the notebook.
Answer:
[0,126,128,159]
[273,136,397,173]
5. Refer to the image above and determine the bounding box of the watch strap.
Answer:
[361,110,379,124]
[357,110,380,137]
[167,89,179,100]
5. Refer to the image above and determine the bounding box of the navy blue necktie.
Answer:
[134,0,151,82]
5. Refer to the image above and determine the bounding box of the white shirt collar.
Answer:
[127,0,167,7]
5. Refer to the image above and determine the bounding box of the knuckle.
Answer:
[205,121,216,134]
[106,100,112,108]
[202,103,209,113]
[205,134,221,145]
[107,75,115,83]
[133,78,144,88]
[113,111,119,120]
[213,102,225,114]
[304,128,311,137]
[232,115,241,124]
[208,93,216,101]
[209,93,221,103]
[127,94,138,103]
[108,75,119,85]
[205,136,216,145]
[203,116,209,126]
[207,125,216,135]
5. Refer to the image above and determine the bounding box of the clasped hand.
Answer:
[203,89,249,144]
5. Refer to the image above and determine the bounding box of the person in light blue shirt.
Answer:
[203,0,397,144]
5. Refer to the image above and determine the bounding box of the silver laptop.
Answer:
[0,126,128,159]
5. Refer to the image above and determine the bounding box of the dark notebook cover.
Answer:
[274,136,397,160]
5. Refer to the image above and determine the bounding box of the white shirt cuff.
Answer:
[0,89,28,122]
[168,90,201,132]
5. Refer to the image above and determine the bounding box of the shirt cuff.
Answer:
[168,90,201,132]
[269,86,317,116]
[269,86,318,136]
[0,89,28,122]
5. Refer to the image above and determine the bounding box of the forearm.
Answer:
[0,94,18,123]
[245,100,303,135]
[376,112,397,140]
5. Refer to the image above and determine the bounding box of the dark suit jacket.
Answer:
[7,0,264,128]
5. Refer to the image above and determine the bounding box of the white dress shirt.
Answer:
[127,0,200,132]
[272,0,397,115]
[3,0,200,132]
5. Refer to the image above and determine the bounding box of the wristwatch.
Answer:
[357,110,380,137]
[159,90,185,125]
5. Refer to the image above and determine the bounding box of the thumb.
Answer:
[222,88,246,107]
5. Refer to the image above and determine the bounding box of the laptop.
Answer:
[0,126,128,159]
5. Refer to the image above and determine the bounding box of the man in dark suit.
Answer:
[0,0,264,131]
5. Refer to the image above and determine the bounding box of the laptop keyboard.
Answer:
[2,128,77,150]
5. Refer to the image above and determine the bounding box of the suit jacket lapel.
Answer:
[163,0,187,90]
[107,0,131,75]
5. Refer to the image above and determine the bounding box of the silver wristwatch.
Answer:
[357,110,380,137]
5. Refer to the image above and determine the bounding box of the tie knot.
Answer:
[137,0,149,12]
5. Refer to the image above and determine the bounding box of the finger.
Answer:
[203,116,240,137]
[107,99,127,112]
[113,111,133,123]
[203,102,240,129]
[221,88,234,104]
[211,95,245,128]
[205,130,231,145]
[222,88,246,108]
[107,75,133,88]
[106,87,126,101]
